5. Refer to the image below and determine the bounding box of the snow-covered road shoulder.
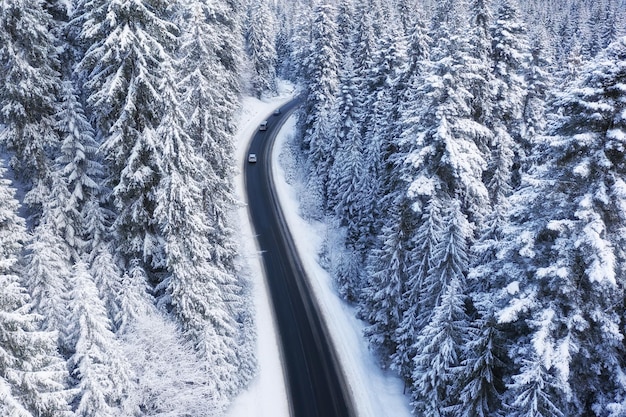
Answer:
[227,83,295,417]
[271,118,412,417]
[229,81,411,417]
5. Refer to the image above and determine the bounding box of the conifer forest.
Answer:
[1,0,626,416]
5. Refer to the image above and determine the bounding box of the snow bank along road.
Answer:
[244,99,355,417]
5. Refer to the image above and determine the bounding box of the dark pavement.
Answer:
[244,99,354,417]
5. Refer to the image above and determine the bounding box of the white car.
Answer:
[259,121,268,131]
[248,153,257,163]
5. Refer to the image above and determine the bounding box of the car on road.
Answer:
[248,153,257,163]
[273,108,281,115]
[259,121,268,131]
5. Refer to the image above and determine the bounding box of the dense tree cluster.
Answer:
[281,0,626,415]
[0,0,254,414]
[2,0,626,414]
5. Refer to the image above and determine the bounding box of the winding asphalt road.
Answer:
[244,99,354,417]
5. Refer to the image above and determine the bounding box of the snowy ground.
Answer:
[228,83,412,417]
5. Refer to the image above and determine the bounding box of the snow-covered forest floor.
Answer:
[228,82,411,417]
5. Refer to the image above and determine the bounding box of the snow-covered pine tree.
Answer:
[582,3,605,59]
[245,0,278,97]
[369,10,429,255]
[81,180,153,335]
[464,6,546,408]
[391,197,442,386]
[398,12,430,98]
[55,81,104,255]
[364,84,427,378]
[351,8,424,372]
[395,0,418,35]
[462,154,513,417]
[207,0,244,97]
[81,191,146,335]
[599,0,625,50]
[329,3,406,264]
[328,56,360,213]
[350,0,381,152]
[351,5,377,103]
[411,201,473,416]
[402,0,489,225]
[466,0,495,154]
[105,259,153,335]
[506,355,564,417]
[154,68,253,400]
[286,1,314,82]
[336,0,356,58]
[330,97,369,240]
[0,166,73,416]
[273,2,293,79]
[361,201,413,367]
[460,213,510,417]
[328,97,368,301]
[486,0,529,204]
[456,305,506,417]
[358,20,406,248]
[23,216,72,343]
[76,0,178,275]
[498,36,626,416]
[520,27,553,172]
[66,110,150,334]
[321,56,367,301]
[553,5,582,70]
[301,2,340,212]
[23,171,78,350]
[177,0,240,238]
[176,1,255,391]
[66,260,130,416]
[0,0,62,189]
[392,0,488,403]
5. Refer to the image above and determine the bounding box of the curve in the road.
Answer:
[244,99,355,417]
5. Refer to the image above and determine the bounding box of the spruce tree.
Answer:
[521,27,553,169]
[487,0,529,202]
[176,1,255,390]
[23,217,72,340]
[467,0,495,154]
[336,0,356,58]
[328,57,360,212]
[497,36,626,416]
[245,0,278,97]
[360,21,406,248]
[177,0,241,280]
[154,71,252,399]
[396,0,489,406]
[391,198,442,385]
[56,81,104,254]
[0,0,62,188]
[326,57,369,301]
[66,261,129,417]
[411,202,472,416]
[301,2,340,211]
[507,356,564,417]
[0,166,73,416]
[456,300,506,417]
[287,2,314,81]
[361,203,411,366]
[76,0,178,273]
[404,0,489,223]
[23,172,77,348]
